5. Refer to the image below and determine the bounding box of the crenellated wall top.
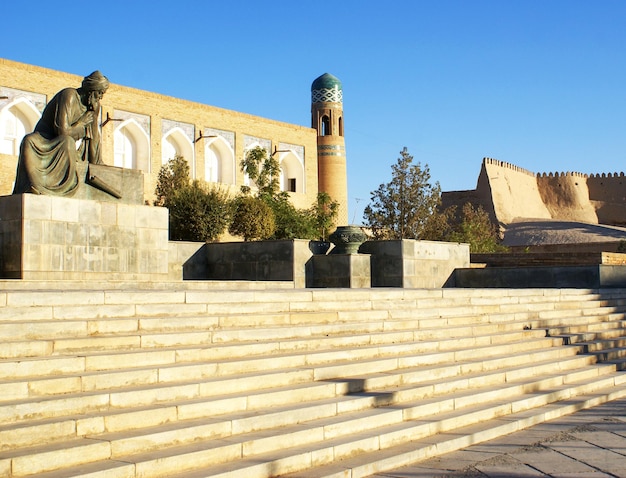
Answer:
[482,157,535,177]
[482,157,624,180]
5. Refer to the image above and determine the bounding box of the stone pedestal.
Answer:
[205,240,312,288]
[306,254,371,288]
[0,194,169,280]
[359,239,470,288]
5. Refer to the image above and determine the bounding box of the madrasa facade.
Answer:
[0,59,349,224]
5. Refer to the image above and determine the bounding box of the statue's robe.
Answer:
[13,88,101,196]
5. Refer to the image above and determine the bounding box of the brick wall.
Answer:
[0,58,321,210]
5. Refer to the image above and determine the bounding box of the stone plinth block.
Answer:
[0,194,169,280]
[306,254,371,288]
[359,240,470,288]
[205,240,313,288]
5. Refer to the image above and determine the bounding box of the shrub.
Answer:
[167,180,232,242]
[229,196,276,241]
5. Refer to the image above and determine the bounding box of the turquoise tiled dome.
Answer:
[311,73,343,103]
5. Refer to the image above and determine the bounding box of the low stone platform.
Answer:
[455,264,626,288]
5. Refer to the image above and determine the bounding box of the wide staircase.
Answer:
[1,284,626,478]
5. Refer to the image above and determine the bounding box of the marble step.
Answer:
[0,335,569,422]
[0,351,601,451]
[13,371,626,478]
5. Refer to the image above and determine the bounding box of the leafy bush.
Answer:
[156,156,231,242]
[447,203,507,253]
[154,155,190,207]
[167,181,232,242]
[229,196,276,241]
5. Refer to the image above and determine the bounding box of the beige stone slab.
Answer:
[53,304,136,320]
[244,427,322,458]
[104,290,186,305]
[0,393,110,424]
[135,302,208,317]
[402,399,456,422]
[325,409,404,440]
[54,335,140,353]
[313,357,399,381]
[177,395,247,420]
[157,363,219,383]
[28,376,83,396]
[174,342,279,362]
[11,439,111,476]
[113,421,232,457]
[0,320,87,341]
[76,415,106,436]
[132,440,242,477]
[81,368,159,391]
[139,316,219,332]
[7,290,105,307]
[140,331,212,348]
[212,326,308,343]
[85,350,175,372]
[184,290,258,304]
[216,354,306,376]
[104,406,178,433]
[109,383,200,408]
[0,419,77,451]
[87,318,139,335]
[0,339,53,358]
[333,434,381,461]
[246,383,336,410]
[0,356,85,379]
[197,369,314,397]
[216,312,293,327]
[0,381,28,402]
[33,460,137,478]
[232,404,336,435]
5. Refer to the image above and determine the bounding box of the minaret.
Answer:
[311,73,348,226]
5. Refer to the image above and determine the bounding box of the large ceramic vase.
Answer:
[328,225,367,254]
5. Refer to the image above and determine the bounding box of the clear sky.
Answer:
[2,0,624,223]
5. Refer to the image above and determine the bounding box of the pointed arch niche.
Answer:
[277,143,305,194]
[113,119,150,172]
[243,136,271,189]
[162,120,195,178]
[204,135,235,185]
[0,97,41,155]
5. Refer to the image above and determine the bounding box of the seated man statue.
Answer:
[13,71,109,196]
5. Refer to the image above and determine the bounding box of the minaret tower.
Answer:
[311,73,348,226]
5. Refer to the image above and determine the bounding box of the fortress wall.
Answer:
[482,158,551,224]
[587,173,626,225]
[536,172,597,223]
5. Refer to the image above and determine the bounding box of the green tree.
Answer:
[154,154,190,207]
[447,203,507,252]
[309,192,339,241]
[229,196,276,241]
[235,146,321,240]
[240,146,280,197]
[363,147,448,240]
[155,156,231,242]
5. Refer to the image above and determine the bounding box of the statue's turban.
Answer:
[82,71,109,92]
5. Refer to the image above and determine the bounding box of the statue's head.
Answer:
[80,71,109,109]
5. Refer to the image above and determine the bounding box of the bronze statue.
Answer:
[13,71,109,196]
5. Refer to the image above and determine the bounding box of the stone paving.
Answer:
[374,397,626,478]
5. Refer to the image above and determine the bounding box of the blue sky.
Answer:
[2,0,624,223]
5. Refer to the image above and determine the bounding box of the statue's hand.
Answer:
[79,111,96,126]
